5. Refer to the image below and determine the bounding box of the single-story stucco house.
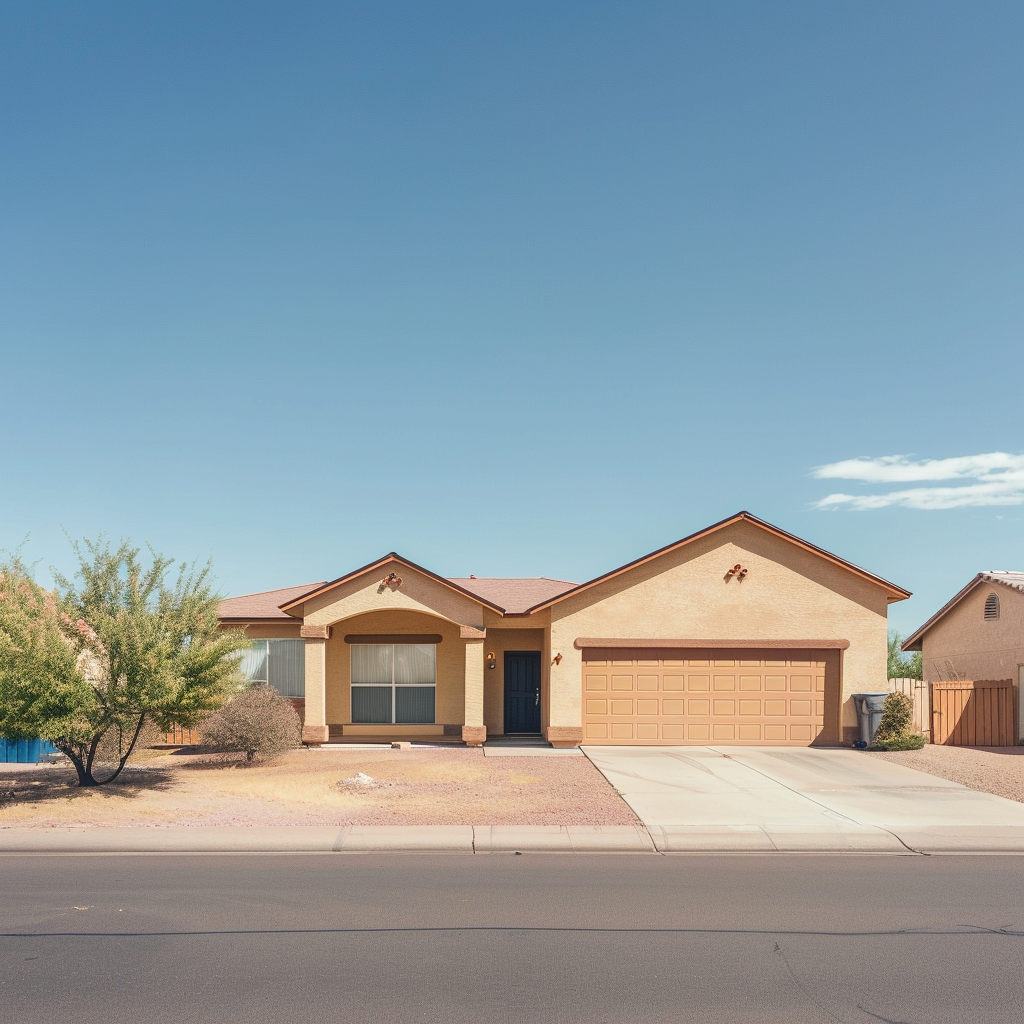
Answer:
[218,512,909,748]
[903,571,1024,741]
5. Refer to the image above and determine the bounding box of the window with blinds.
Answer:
[239,639,305,697]
[350,644,436,725]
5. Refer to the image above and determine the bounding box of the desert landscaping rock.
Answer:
[869,745,1024,805]
[0,745,639,828]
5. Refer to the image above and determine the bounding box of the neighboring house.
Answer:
[902,572,1024,740]
[218,511,909,748]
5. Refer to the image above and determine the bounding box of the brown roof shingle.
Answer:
[218,583,325,621]
[448,578,577,614]
[217,577,577,621]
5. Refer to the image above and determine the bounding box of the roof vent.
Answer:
[984,592,1000,620]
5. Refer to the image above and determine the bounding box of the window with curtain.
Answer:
[351,644,436,724]
[239,639,305,697]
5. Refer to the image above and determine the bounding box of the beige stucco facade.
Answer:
[222,513,906,747]
[546,520,891,745]
[913,584,1024,685]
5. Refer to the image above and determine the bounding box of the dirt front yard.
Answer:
[0,746,638,828]
[869,744,1024,804]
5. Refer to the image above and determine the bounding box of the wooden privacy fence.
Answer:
[931,679,1016,747]
[158,725,201,747]
[888,677,930,737]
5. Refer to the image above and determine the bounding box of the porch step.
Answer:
[484,735,550,748]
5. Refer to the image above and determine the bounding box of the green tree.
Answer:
[0,539,247,786]
[887,630,923,681]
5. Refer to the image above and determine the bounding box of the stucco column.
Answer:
[300,626,329,745]
[461,628,486,746]
[545,623,583,748]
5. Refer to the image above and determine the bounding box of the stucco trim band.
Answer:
[300,625,331,639]
[342,633,443,645]
[573,638,851,650]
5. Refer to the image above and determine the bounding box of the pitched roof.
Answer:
[276,553,507,615]
[449,577,577,614]
[519,510,911,614]
[218,583,326,621]
[902,571,1024,651]
[216,511,909,624]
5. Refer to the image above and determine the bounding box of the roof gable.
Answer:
[902,571,1024,651]
[277,553,506,616]
[521,511,910,614]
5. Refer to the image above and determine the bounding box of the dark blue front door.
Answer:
[504,651,542,734]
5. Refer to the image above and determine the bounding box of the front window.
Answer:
[239,639,305,697]
[351,644,436,724]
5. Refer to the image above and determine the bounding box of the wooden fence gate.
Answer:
[888,678,930,737]
[931,679,1016,746]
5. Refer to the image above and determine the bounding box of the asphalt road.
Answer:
[2,853,1023,1023]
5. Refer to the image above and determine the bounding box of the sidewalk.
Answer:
[0,824,655,854]
[4,821,1024,853]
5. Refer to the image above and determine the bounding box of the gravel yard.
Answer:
[0,746,639,828]
[869,745,1024,804]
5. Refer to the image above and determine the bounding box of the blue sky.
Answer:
[1,1,1021,636]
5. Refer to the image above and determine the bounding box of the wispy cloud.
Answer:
[812,453,1024,510]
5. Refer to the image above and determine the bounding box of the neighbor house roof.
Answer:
[902,571,1024,652]
[519,510,911,614]
[218,584,326,622]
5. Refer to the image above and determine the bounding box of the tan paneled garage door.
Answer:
[582,648,827,746]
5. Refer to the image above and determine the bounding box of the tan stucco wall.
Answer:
[323,609,466,726]
[545,520,892,741]
[482,628,546,734]
[920,585,1024,685]
[300,571,485,630]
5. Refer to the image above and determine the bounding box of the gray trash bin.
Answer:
[852,692,889,746]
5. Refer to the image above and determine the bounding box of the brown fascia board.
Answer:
[219,617,289,623]
[277,552,507,616]
[901,575,983,652]
[574,638,851,650]
[522,511,912,615]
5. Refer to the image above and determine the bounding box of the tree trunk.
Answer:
[57,744,98,787]
[91,714,146,786]
[58,714,146,786]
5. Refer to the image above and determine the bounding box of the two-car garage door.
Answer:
[582,648,828,746]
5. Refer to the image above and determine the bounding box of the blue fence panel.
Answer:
[0,738,58,763]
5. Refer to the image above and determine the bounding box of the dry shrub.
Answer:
[869,691,925,750]
[201,685,301,762]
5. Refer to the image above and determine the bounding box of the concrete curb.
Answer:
[648,824,909,853]
[4,824,1024,854]
[0,825,655,855]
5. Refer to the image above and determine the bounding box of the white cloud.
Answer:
[812,453,1024,510]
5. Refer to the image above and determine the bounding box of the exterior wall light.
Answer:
[725,564,748,581]
[487,652,497,669]
[552,653,563,666]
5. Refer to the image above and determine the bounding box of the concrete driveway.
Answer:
[584,746,1024,854]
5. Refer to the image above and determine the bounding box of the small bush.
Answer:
[870,732,926,751]
[874,691,914,743]
[867,691,925,750]
[201,685,301,762]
